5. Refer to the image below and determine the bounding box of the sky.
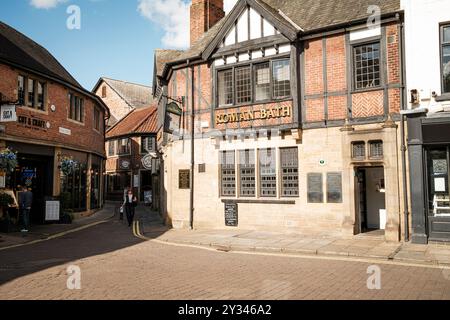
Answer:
[0,0,237,90]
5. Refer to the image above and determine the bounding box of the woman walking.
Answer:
[122,189,138,227]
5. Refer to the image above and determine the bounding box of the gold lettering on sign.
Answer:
[215,106,291,125]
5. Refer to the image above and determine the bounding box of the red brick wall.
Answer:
[303,24,402,122]
[352,90,384,118]
[0,63,105,155]
[190,0,225,46]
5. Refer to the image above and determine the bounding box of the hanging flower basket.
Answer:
[60,156,79,176]
[0,148,18,173]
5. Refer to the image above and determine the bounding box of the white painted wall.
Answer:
[401,0,450,111]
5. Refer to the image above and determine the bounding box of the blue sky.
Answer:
[0,0,236,90]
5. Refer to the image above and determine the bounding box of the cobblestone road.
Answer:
[1,219,450,300]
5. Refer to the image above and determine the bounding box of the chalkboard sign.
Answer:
[307,173,323,203]
[327,172,343,203]
[224,202,238,227]
[179,170,190,189]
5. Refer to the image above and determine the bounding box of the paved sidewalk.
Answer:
[0,202,117,249]
[136,214,450,267]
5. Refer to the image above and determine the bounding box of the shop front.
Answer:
[406,111,450,243]
[3,142,54,224]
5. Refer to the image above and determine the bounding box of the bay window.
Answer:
[17,75,47,110]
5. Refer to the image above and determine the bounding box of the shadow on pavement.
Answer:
[0,204,170,285]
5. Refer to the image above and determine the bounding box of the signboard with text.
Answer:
[0,105,17,122]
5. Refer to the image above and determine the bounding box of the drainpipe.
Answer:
[399,21,409,242]
[189,62,195,230]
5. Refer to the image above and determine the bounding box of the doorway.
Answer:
[356,167,386,234]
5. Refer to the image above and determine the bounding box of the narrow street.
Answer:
[1,217,450,300]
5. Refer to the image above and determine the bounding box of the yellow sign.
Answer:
[216,106,291,125]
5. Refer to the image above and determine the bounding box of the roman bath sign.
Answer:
[215,106,291,125]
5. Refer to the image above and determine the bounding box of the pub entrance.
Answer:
[355,167,386,234]
[9,153,54,224]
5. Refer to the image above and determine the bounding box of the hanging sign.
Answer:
[164,102,182,134]
[0,105,17,122]
[141,154,153,170]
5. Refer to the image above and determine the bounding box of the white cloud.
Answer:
[30,0,67,9]
[138,0,190,49]
[138,0,238,49]
[224,0,238,14]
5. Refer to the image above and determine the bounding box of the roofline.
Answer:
[0,58,110,118]
[105,132,157,141]
[157,10,403,82]
[105,107,158,139]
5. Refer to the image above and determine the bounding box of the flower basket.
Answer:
[60,156,78,176]
[0,148,18,173]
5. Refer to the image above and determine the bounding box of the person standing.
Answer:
[122,189,137,227]
[18,186,33,232]
[120,186,131,220]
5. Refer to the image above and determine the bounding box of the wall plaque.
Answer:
[307,173,323,203]
[224,202,238,227]
[327,172,343,203]
[179,170,190,189]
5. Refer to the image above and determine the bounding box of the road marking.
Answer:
[132,220,450,271]
[0,219,111,252]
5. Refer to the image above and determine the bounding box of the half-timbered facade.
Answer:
[154,0,406,241]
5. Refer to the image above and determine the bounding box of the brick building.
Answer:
[105,106,160,210]
[93,77,153,128]
[0,21,109,222]
[153,0,407,241]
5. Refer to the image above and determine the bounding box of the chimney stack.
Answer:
[190,0,225,46]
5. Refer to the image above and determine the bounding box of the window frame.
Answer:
[351,39,383,92]
[258,148,277,198]
[215,55,292,108]
[93,107,101,132]
[68,93,85,123]
[141,136,156,154]
[369,140,384,160]
[238,149,256,198]
[220,150,236,197]
[280,147,299,198]
[108,140,116,157]
[117,138,132,156]
[440,23,450,94]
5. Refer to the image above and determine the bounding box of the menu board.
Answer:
[307,173,323,203]
[224,202,238,227]
[179,170,190,189]
[45,201,60,221]
[327,173,343,203]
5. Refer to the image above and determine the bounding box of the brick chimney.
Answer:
[190,0,225,46]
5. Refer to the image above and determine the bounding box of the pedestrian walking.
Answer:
[120,186,131,220]
[121,189,137,227]
[18,186,33,232]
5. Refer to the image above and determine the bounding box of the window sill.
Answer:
[216,97,293,110]
[435,93,450,102]
[221,199,296,205]
[351,87,384,94]
[18,105,48,115]
[67,118,85,126]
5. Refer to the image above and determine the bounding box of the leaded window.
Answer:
[239,149,256,197]
[221,151,236,196]
[254,62,271,101]
[141,136,156,153]
[218,69,233,106]
[236,66,252,104]
[18,75,25,105]
[369,140,383,159]
[259,148,277,197]
[352,142,366,160]
[108,140,116,157]
[69,94,84,123]
[281,147,299,197]
[354,42,381,90]
[118,138,131,155]
[37,82,45,110]
[273,59,291,98]
[441,24,450,93]
[27,79,35,108]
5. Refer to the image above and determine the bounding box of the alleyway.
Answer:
[1,212,450,300]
